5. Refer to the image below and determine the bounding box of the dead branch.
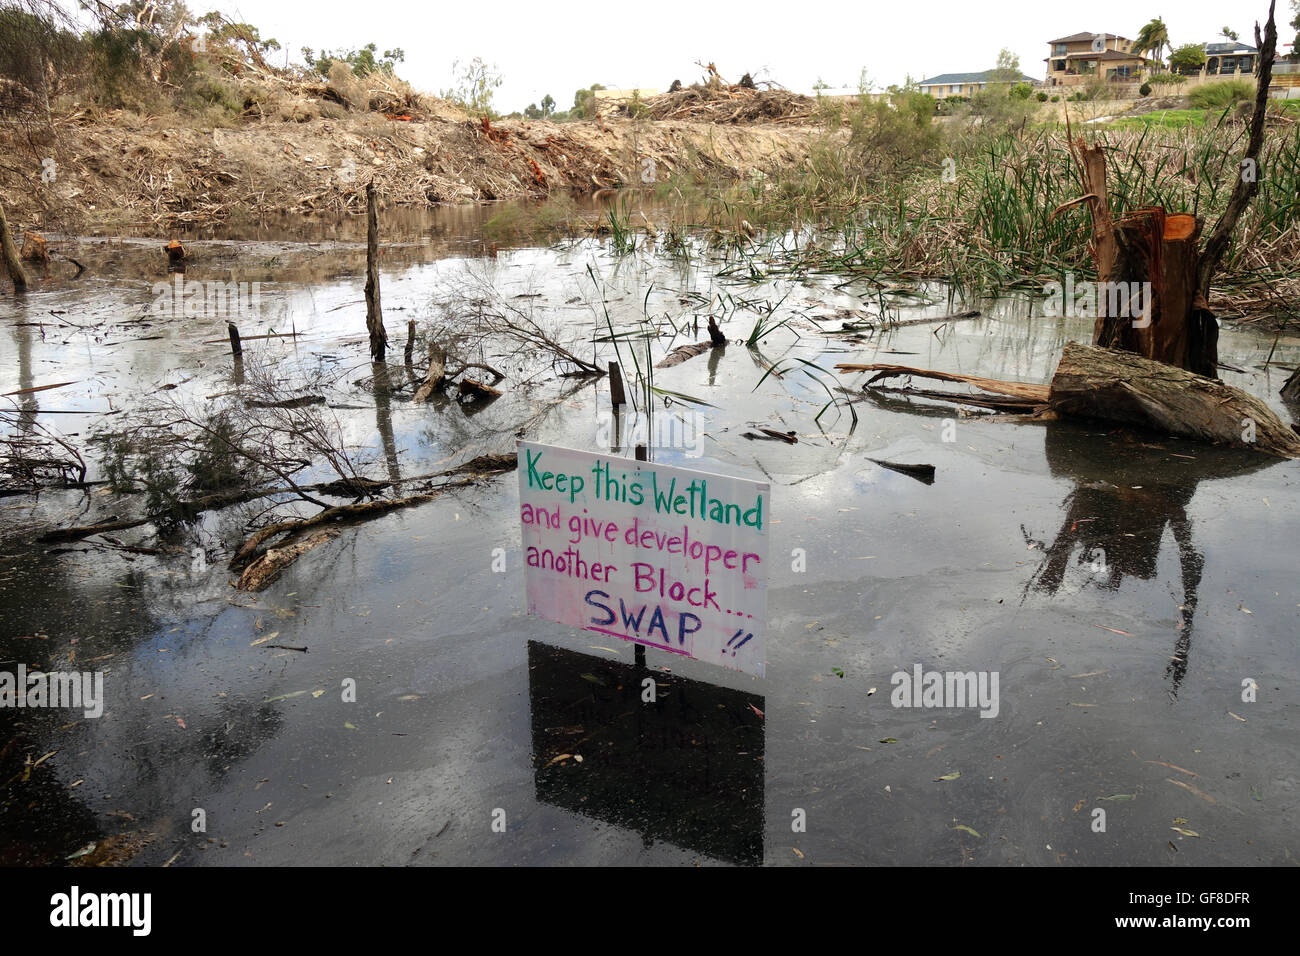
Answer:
[229,452,517,574]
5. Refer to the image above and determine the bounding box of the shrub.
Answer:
[1036,91,1049,102]
[1139,82,1152,97]
[840,89,943,176]
[1188,79,1254,110]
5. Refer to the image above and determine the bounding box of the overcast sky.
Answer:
[187,0,1289,112]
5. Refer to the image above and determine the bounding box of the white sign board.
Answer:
[518,441,770,677]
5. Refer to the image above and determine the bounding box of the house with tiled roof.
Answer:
[917,70,1038,98]
[1045,31,1149,86]
[1198,41,1259,76]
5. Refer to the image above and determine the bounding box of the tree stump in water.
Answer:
[0,200,28,291]
[21,232,49,264]
[1065,9,1276,380]
[1089,206,1218,378]
[1071,146,1218,378]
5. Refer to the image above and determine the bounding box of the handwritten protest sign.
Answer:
[518,441,770,677]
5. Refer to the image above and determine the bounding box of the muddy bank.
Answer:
[1,108,820,231]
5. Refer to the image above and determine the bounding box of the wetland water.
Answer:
[1,202,1297,865]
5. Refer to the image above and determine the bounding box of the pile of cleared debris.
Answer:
[637,85,817,124]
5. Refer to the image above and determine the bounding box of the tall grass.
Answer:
[701,117,1300,292]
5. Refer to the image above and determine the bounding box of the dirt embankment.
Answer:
[1,99,821,230]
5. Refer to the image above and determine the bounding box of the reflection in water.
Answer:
[1022,427,1274,699]
[370,363,402,482]
[527,641,765,865]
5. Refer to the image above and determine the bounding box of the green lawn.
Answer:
[1108,110,1208,129]
[1107,99,1300,130]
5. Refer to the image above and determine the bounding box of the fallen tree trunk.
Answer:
[229,452,518,574]
[656,341,715,368]
[839,343,1300,459]
[1049,343,1300,458]
[835,362,1051,404]
[236,529,341,591]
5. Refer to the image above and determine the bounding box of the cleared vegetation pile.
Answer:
[637,85,817,124]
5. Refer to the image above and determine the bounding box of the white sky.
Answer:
[184,0,1288,111]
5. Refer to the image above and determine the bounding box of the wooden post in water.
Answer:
[608,361,626,406]
[365,182,387,362]
[227,322,242,356]
[0,200,29,292]
[405,319,416,366]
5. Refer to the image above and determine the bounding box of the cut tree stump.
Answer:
[21,232,49,264]
[1059,6,1277,379]
[1068,147,1218,378]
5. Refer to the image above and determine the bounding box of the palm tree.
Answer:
[1134,17,1172,70]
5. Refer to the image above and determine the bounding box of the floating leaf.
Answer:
[952,824,982,838]
[579,673,605,685]
[1170,827,1200,837]
[879,737,897,744]
[250,631,280,647]
[1092,624,1132,636]
[65,843,97,860]
[344,721,356,729]
[311,689,325,699]
[935,771,961,782]
[1166,778,1216,803]
[1098,793,1135,802]
[264,690,308,703]
[831,667,844,678]
[792,847,804,859]
[649,385,718,408]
